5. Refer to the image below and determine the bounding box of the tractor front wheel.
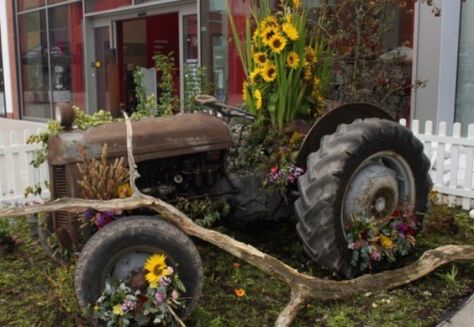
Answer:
[74,216,203,320]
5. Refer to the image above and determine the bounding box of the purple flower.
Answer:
[160,276,172,286]
[121,299,136,312]
[83,208,97,221]
[94,210,115,229]
[396,223,409,233]
[154,291,167,304]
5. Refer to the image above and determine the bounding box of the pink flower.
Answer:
[271,166,279,175]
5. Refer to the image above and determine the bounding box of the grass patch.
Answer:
[0,204,473,326]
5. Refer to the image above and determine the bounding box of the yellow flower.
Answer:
[249,69,261,85]
[116,183,132,198]
[286,51,300,69]
[113,304,124,316]
[252,28,260,43]
[305,46,317,64]
[262,63,277,82]
[292,0,302,8]
[260,15,279,29]
[253,52,268,67]
[254,89,263,111]
[380,235,394,249]
[313,77,321,87]
[282,22,299,41]
[234,288,246,297]
[144,254,170,284]
[261,26,279,46]
[268,34,287,54]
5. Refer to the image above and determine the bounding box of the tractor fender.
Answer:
[295,103,394,168]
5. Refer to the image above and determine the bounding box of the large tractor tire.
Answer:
[75,216,203,320]
[295,118,432,278]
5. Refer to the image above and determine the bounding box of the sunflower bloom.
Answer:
[253,52,268,67]
[303,63,312,80]
[254,89,263,111]
[282,22,299,41]
[268,34,287,54]
[249,69,261,85]
[261,26,279,46]
[144,254,171,284]
[234,288,246,297]
[286,52,300,69]
[260,15,279,29]
[262,63,277,82]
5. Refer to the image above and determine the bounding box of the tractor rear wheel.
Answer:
[295,118,432,278]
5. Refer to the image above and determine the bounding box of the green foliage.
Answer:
[154,52,178,116]
[313,0,417,118]
[26,120,63,168]
[436,265,459,288]
[176,198,230,228]
[72,106,115,130]
[24,181,50,198]
[133,68,159,117]
[183,64,213,113]
[229,0,331,128]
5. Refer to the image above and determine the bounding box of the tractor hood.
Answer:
[47,113,234,165]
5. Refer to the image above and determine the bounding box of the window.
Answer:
[18,10,51,119]
[17,1,84,119]
[455,0,474,129]
[200,0,250,105]
[17,0,45,12]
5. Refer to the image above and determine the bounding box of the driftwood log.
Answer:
[0,115,473,326]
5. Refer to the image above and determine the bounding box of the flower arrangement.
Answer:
[94,253,186,326]
[229,0,331,128]
[346,206,419,272]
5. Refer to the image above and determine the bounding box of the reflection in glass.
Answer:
[19,10,51,119]
[84,0,131,13]
[17,0,45,12]
[455,1,474,131]
[48,3,85,111]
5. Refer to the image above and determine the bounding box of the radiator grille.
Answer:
[52,165,77,246]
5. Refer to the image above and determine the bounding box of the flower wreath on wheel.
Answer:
[94,253,187,326]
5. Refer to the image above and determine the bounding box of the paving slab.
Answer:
[437,293,474,327]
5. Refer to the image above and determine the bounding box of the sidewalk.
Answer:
[437,293,474,327]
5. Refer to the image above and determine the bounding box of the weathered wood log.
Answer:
[0,115,473,326]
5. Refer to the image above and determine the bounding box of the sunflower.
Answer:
[144,254,170,284]
[262,63,277,82]
[282,22,299,41]
[259,15,279,29]
[254,89,263,111]
[249,69,261,85]
[286,51,300,69]
[253,52,268,67]
[268,34,287,54]
[261,26,279,46]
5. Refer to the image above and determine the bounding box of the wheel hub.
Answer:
[343,164,399,219]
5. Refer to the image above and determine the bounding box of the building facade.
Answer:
[411,0,474,133]
[0,0,250,120]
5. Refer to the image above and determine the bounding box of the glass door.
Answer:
[94,26,111,112]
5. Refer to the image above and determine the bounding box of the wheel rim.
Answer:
[341,150,416,241]
[100,245,174,287]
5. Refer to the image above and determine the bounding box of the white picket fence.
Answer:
[0,126,50,205]
[400,119,474,210]
[0,119,473,210]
